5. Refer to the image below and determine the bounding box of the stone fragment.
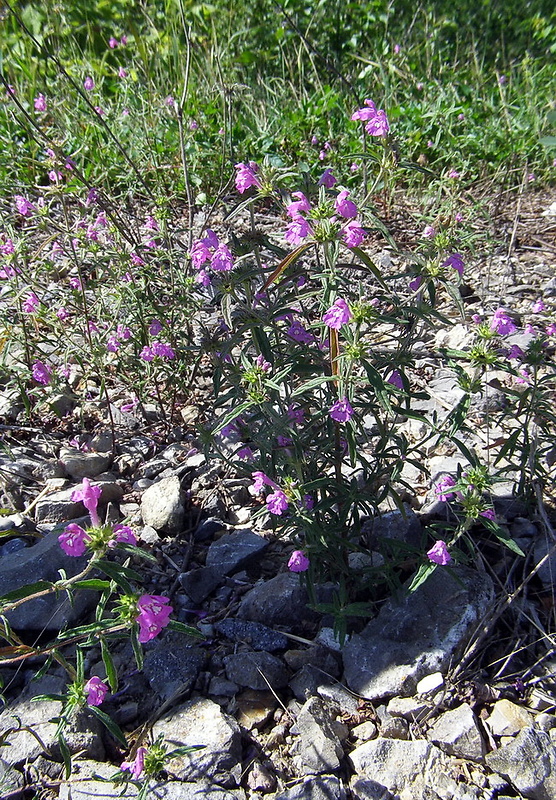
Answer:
[35,477,123,523]
[206,529,269,575]
[223,651,288,691]
[179,566,224,604]
[246,762,276,793]
[0,530,97,630]
[290,697,344,773]
[273,775,346,800]
[152,697,242,787]
[235,689,277,730]
[485,726,556,800]
[417,671,444,694]
[487,699,534,737]
[143,640,205,701]
[216,618,288,651]
[351,721,377,741]
[194,517,226,542]
[238,572,318,632]
[60,449,111,479]
[363,505,422,553]
[386,696,430,722]
[140,475,185,532]
[0,758,23,800]
[427,703,485,761]
[380,715,409,739]
[342,566,493,700]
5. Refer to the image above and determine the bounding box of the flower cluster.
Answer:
[190,229,234,286]
[235,161,261,194]
[140,340,176,362]
[351,99,390,137]
[252,471,289,516]
[283,187,365,249]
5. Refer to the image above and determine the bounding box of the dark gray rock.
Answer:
[216,618,288,651]
[35,477,123,523]
[223,651,289,691]
[290,697,344,773]
[194,517,226,542]
[0,529,98,630]
[205,529,269,575]
[143,641,205,701]
[179,566,224,604]
[0,758,23,800]
[342,566,494,700]
[273,775,346,800]
[485,726,556,799]
[60,449,111,479]
[363,506,422,552]
[141,475,185,533]
[238,572,318,632]
[152,697,242,787]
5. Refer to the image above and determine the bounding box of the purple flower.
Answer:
[266,489,289,515]
[323,298,352,329]
[329,397,354,422]
[546,323,556,336]
[106,336,120,353]
[255,354,271,373]
[422,225,436,239]
[507,344,524,360]
[287,321,315,344]
[59,523,90,556]
[237,446,254,460]
[111,524,137,546]
[140,346,154,362]
[197,269,211,287]
[285,216,311,246]
[118,67,128,78]
[84,676,109,706]
[318,169,336,188]
[480,509,496,521]
[276,435,293,447]
[334,190,358,219]
[14,195,35,216]
[121,747,147,779]
[409,276,423,291]
[304,494,314,511]
[448,169,460,179]
[387,370,403,389]
[32,361,51,385]
[234,161,260,193]
[342,220,365,248]
[83,76,95,91]
[56,307,70,321]
[427,540,452,565]
[71,478,102,527]
[442,253,464,276]
[455,212,464,223]
[434,475,456,502]
[151,341,175,359]
[252,471,276,493]
[211,245,234,271]
[532,299,545,314]
[34,93,47,112]
[149,319,163,336]
[490,308,517,336]
[351,99,390,136]
[287,404,305,425]
[109,36,119,48]
[286,192,311,218]
[288,550,310,572]
[23,292,40,313]
[136,594,172,643]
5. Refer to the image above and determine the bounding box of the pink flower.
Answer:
[507,344,524,360]
[286,192,311,218]
[532,299,545,314]
[165,95,175,106]
[140,346,154,362]
[448,169,460,179]
[116,324,131,340]
[323,298,352,329]
[71,478,102,527]
[434,475,456,502]
[329,397,354,422]
[14,195,35,216]
[351,99,389,136]
[252,471,276,493]
[422,225,436,238]
[342,220,365,248]
[457,113,465,121]
[318,169,336,188]
[546,323,556,336]
[59,523,90,556]
[490,308,517,336]
[394,44,401,54]
[288,550,310,572]
[23,292,40,313]
[106,336,120,353]
[32,361,51,385]
[118,67,128,78]
[334,190,358,219]
[455,212,464,223]
[145,215,159,231]
[234,161,260,193]
[285,216,311,246]
[427,540,452,565]
[109,36,119,48]
[111,524,137,546]
[121,747,147,779]
[197,269,211,286]
[387,370,403,389]
[441,253,464,276]
[84,676,109,706]
[211,244,234,271]
[34,93,47,112]
[56,307,70,321]
[136,595,172,643]
[480,509,496,521]
[83,76,95,91]
[266,489,289,515]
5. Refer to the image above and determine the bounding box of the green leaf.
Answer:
[166,620,204,639]
[72,580,112,591]
[539,136,556,148]
[57,732,72,779]
[290,374,337,397]
[88,705,128,747]
[0,581,53,605]
[100,638,118,694]
[130,627,144,671]
[263,243,312,289]
[406,562,436,592]
[95,560,142,591]
[213,401,254,434]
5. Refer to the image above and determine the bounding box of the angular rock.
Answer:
[342,566,494,700]
[427,703,485,761]
[35,478,123,523]
[179,566,224,604]
[0,758,23,800]
[485,726,556,800]
[349,738,446,798]
[223,651,288,691]
[238,572,318,632]
[273,775,346,800]
[152,697,242,787]
[206,529,269,575]
[143,640,205,701]
[363,506,422,553]
[0,676,104,765]
[141,475,185,533]
[487,699,534,737]
[60,449,111,479]
[386,696,430,723]
[235,689,277,730]
[291,697,344,773]
[246,762,276,793]
[0,530,98,630]
[216,618,288,651]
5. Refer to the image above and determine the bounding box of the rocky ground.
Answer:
[0,188,555,799]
